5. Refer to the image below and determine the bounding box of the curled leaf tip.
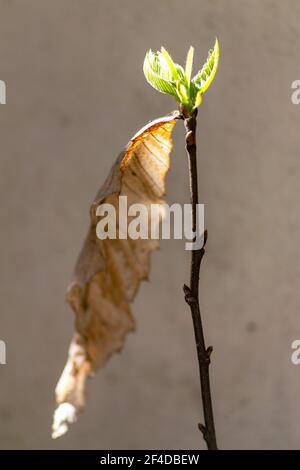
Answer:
[52,402,77,439]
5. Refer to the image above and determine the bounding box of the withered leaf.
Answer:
[52,114,178,438]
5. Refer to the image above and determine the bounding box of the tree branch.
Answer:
[183,109,218,450]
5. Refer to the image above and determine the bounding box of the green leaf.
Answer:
[161,47,180,81]
[192,38,220,95]
[143,40,220,115]
[143,50,177,97]
[194,90,202,109]
[176,81,189,105]
[185,46,194,85]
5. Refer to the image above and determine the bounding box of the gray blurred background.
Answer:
[0,0,300,450]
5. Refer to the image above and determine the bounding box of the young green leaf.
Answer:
[143,50,177,97]
[194,90,202,109]
[192,38,220,95]
[185,46,194,85]
[143,39,220,115]
[176,81,189,105]
[161,47,180,81]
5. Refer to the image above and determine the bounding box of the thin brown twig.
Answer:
[182,108,218,450]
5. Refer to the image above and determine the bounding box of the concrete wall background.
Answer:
[0,0,300,450]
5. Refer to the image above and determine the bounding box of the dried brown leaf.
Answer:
[52,115,178,438]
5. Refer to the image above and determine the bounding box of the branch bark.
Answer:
[183,109,218,450]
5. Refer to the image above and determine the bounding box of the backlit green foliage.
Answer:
[143,39,220,114]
